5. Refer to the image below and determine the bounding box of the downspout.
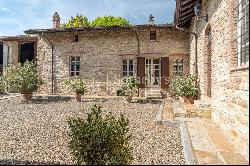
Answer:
[133,28,140,56]
[175,26,198,85]
[41,32,54,95]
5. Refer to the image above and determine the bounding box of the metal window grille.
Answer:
[123,59,134,77]
[173,59,184,77]
[70,56,80,76]
[236,0,249,66]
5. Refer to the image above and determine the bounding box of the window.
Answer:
[173,59,184,77]
[207,30,212,45]
[237,0,249,66]
[150,31,156,41]
[70,56,80,76]
[74,35,79,42]
[123,59,133,77]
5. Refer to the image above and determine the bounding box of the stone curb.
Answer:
[0,93,21,100]
[179,120,197,165]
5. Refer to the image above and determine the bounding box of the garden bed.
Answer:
[0,97,185,165]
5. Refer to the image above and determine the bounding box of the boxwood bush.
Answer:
[68,105,133,165]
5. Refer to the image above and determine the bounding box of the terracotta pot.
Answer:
[183,97,194,104]
[22,93,33,101]
[126,96,133,103]
[75,91,82,102]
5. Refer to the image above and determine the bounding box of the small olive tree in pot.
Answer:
[169,75,199,104]
[121,76,139,103]
[1,61,42,101]
[64,77,86,102]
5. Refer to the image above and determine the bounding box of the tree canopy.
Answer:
[61,15,131,28]
[61,14,90,28]
[91,16,131,27]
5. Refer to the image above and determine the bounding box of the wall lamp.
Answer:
[194,3,208,22]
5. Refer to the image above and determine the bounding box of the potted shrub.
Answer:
[64,77,86,102]
[121,76,139,103]
[169,75,199,104]
[1,61,42,101]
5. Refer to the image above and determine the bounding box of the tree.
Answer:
[91,16,131,27]
[61,14,90,28]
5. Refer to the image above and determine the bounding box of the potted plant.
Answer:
[169,75,199,104]
[64,77,86,102]
[121,76,139,103]
[1,61,42,101]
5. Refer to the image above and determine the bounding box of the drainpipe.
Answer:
[175,26,198,85]
[41,33,54,95]
[133,28,140,56]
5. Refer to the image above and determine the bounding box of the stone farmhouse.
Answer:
[0,0,249,159]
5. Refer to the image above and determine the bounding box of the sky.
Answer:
[0,0,176,36]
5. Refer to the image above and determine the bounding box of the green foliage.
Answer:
[61,15,131,28]
[64,77,86,95]
[91,16,131,27]
[1,61,42,93]
[0,75,4,92]
[68,105,133,165]
[121,76,139,97]
[169,75,199,98]
[61,14,90,28]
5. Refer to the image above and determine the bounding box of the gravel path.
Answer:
[0,97,185,165]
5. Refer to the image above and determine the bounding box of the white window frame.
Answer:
[122,59,134,77]
[237,0,249,66]
[70,56,80,76]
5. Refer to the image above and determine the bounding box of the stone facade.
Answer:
[36,27,189,96]
[189,0,249,159]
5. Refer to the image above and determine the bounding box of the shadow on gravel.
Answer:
[20,98,73,105]
[0,159,60,165]
[133,99,162,104]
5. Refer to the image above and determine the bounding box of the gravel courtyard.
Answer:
[0,97,185,165]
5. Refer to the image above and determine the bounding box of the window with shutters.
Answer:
[123,59,134,77]
[236,0,249,66]
[70,56,80,76]
[173,59,184,77]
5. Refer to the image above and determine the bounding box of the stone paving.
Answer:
[169,99,249,165]
[186,118,249,165]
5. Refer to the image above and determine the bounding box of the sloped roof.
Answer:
[175,0,202,28]
[0,35,38,42]
[24,23,183,34]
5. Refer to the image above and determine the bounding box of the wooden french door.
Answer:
[145,58,160,87]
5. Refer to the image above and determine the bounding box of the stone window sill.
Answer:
[230,64,249,73]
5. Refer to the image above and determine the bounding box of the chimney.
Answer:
[149,14,155,25]
[52,12,60,29]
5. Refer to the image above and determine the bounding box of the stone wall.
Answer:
[189,0,249,159]
[37,27,189,96]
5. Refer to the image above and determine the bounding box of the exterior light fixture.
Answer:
[194,3,208,22]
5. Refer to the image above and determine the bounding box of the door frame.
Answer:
[145,58,161,88]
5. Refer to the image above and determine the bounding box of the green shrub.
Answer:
[68,105,133,165]
[169,75,199,98]
[121,76,139,97]
[1,61,42,93]
[64,77,86,95]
